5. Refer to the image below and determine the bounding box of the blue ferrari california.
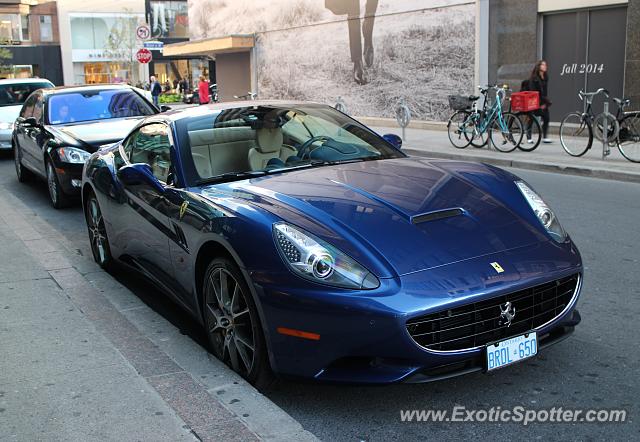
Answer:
[81,101,582,386]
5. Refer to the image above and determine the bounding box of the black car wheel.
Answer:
[203,258,272,387]
[85,192,113,269]
[14,143,33,183]
[46,161,71,209]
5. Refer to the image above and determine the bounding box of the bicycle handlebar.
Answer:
[578,88,610,100]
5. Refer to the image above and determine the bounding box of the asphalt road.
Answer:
[0,152,637,441]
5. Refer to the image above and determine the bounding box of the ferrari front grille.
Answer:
[406,273,580,351]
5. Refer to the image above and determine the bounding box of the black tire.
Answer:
[489,112,523,153]
[84,191,114,269]
[447,110,473,149]
[203,258,273,388]
[617,112,640,163]
[517,112,542,152]
[560,112,592,157]
[46,160,71,209]
[14,142,34,183]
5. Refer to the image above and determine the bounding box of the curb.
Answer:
[0,189,318,442]
[404,148,640,183]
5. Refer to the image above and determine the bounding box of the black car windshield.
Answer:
[176,104,405,184]
[0,82,53,107]
[47,89,156,125]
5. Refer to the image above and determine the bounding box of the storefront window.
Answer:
[150,1,188,39]
[79,62,132,84]
[151,59,206,92]
[1,65,35,79]
[39,16,52,42]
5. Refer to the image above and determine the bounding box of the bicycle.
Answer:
[233,92,257,100]
[447,85,524,152]
[559,88,619,157]
[614,98,640,162]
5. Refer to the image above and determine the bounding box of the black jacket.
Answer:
[527,74,550,106]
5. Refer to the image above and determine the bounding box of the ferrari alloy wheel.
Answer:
[85,193,113,268]
[203,258,271,387]
[46,161,70,209]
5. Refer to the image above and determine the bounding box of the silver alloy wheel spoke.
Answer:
[205,267,255,376]
[234,336,252,370]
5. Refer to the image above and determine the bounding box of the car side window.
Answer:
[32,94,44,124]
[20,94,37,119]
[129,123,174,184]
[114,133,135,170]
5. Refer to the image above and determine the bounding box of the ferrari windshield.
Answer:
[177,104,404,183]
[47,89,156,125]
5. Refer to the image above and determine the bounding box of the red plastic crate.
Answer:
[511,91,540,112]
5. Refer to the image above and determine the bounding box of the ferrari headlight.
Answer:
[58,147,91,164]
[516,181,567,242]
[0,121,13,130]
[273,222,380,289]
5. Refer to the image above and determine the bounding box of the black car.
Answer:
[12,84,160,208]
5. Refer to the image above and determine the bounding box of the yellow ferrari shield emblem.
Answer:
[490,262,505,273]
[179,201,189,220]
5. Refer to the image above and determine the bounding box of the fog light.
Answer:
[71,179,82,188]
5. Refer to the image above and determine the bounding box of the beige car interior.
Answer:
[247,128,296,170]
[188,126,297,178]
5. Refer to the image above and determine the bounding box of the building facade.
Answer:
[484,0,638,121]
[167,0,475,119]
[57,0,147,85]
[0,0,62,85]
[166,0,638,121]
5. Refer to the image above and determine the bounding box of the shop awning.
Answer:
[162,35,254,58]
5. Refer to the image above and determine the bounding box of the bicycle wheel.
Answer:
[617,112,640,163]
[489,112,523,153]
[447,110,473,149]
[593,113,619,143]
[470,125,489,148]
[517,112,542,152]
[560,112,592,157]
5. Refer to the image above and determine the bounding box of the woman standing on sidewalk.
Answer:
[528,60,552,143]
[198,76,210,105]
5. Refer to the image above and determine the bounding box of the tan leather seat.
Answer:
[188,127,256,177]
[248,128,296,170]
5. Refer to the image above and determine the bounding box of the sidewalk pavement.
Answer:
[367,123,640,183]
[0,188,316,441]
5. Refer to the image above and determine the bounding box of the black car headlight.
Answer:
[516,181,567,242]
[273,222,380,289]
[58,147,91,164]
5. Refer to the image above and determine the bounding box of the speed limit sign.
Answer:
[136,24,151,40]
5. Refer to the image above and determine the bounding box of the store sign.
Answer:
[143,41,164,51]
[136,48,153,64]
[136,24,151,40]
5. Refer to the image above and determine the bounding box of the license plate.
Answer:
[486,332,537,371]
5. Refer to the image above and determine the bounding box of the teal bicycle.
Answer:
[447,85,524,152]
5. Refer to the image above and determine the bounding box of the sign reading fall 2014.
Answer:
[560,63,605,76]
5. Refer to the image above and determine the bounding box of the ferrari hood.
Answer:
[49,118,141,150]
[227,158,548,276]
